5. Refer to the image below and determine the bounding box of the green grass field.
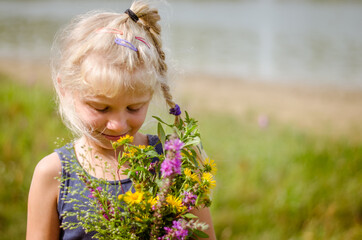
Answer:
[0,73,361,239]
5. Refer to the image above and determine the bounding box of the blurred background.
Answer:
[0,0,361,239]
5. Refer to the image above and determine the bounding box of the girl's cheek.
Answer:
[133,108,149,125]
[78,109,105,128]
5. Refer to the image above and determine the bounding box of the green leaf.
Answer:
[182,148,198,167]
[135,166,147,172]
[178,118,184,129]
[152,115,173,127]
[146,150,161,159]
[183,137,201,148]
[185,110,190,120]
[181,149,194,160]
[157,122,166,146]
[193,229,209,238]
[118,157,128,167]
[185,124,198,136]
[183,213,198,219]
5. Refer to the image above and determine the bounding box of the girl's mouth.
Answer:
[101,133,127,141]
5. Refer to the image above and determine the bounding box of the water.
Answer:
[0,0,362,88]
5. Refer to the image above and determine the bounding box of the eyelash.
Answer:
[92,106,140,113]
[94,106,109,113]
[127,107,140,112]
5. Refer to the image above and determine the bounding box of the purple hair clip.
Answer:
[169,104,181,116]
[114,38,138,52]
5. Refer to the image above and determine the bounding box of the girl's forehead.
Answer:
[81,89,153,104]
[80,54,158,93]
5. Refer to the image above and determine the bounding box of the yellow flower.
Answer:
[122,145,146,158]
[181,149,193,158]
[117,134,134,143]
[112,135,134,149]
[148,196,159,208]
[202,172,216,189]
[184,168,192,178]
[135,213,149,222]
[203,158,217,174]
[123,190,143,205]
[192,175,201,183]
[122,147,137,158]
[166,195,186,212]
[184,168,200,183]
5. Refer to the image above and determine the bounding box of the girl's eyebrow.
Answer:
[85,98,150,106]
[84,99,108,105]
[128,100,150,106]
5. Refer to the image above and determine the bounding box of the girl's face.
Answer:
[74,89,152,150]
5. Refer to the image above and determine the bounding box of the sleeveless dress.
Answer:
[55,134,163,240]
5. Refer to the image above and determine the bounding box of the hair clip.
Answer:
[135,36,151,49]
[114,38,138,52]
[96,27,124,35]
[125,9,139,23]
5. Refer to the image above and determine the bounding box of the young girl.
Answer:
[26,1,216,239]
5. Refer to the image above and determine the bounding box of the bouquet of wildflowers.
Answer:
[60,107,217,239]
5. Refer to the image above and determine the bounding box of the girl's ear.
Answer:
[57,76,65,96]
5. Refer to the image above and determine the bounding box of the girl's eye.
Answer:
[127,106,141,112]
[86,102,109,112]
[94,106,109,112]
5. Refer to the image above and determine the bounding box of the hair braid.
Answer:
[130,1,178,114]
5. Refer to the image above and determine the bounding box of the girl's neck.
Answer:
[77,136,119,161]
[73,133,147,181]
[74,133,149,165]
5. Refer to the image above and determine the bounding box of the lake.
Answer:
[0,0,362,88]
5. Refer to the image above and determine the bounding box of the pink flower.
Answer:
[162,219,188,240]
[165,138,184,152]
[160,158,181,177]
[160,138,184,177]
[182,191,197,210]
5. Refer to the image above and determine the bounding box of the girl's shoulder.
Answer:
[33,152,62,182]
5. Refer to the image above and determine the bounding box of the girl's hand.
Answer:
[191,207,217,240]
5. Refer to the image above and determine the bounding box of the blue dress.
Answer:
[55,135,162,240]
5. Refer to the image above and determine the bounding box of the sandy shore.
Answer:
[174,74,362,141]
[2,60,362,141]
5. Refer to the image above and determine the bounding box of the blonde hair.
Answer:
[51,1,178,137]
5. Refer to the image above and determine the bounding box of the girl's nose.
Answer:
[106,112,128,132]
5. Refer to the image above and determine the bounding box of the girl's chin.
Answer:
[82,135,113,150]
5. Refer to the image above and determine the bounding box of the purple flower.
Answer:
[182,191,197,210]
[148,161,158,173]
[160,159,173,177]
[88,186,103,198]
[163,219,188,240]
[161,139,184,177]
[169,104,181,116]
[165,138,184,152]
[103,213,109,220]
[258,114,269,128]
[160,158,181,177]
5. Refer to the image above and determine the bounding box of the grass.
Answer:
[0,72,361,239]
[196,113,362,239]
[0,73,71,239]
